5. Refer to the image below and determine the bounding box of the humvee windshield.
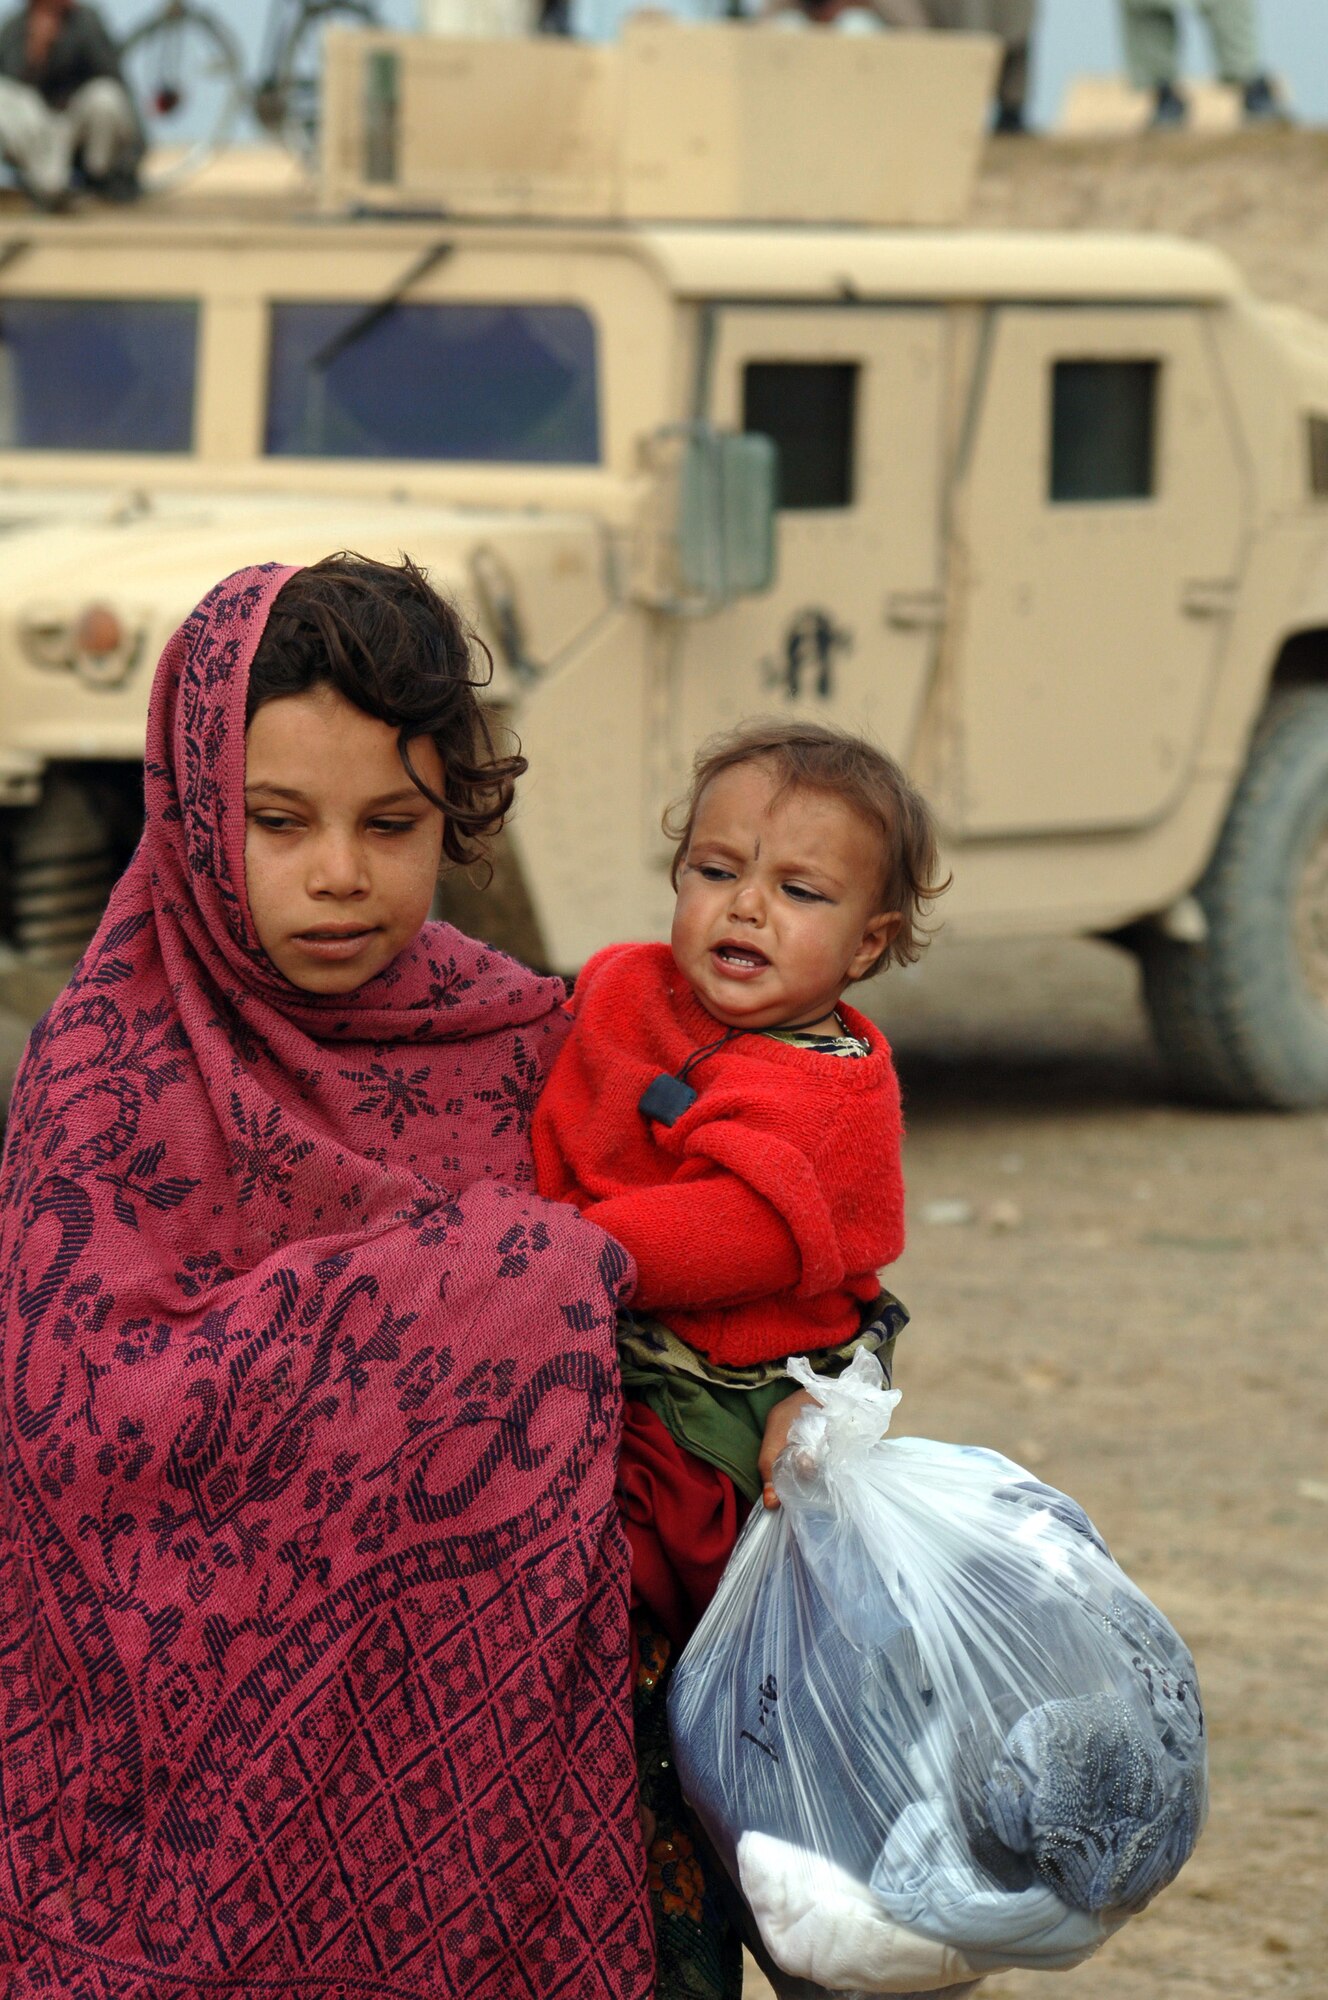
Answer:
[264,300,600,463]
[0,297,198,453]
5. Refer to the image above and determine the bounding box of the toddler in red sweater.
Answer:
[533,720,946,1985]
[534,720,946,1615]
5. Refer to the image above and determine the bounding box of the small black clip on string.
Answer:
[638,1027,745,1127]
[639,1007,842,1127]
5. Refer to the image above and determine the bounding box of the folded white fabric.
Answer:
[736,1830,984,1995]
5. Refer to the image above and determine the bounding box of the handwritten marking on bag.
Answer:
[741,1673,782,1759]
[740,1730,780,1762]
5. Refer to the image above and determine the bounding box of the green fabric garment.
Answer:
[618,1295,907,1503]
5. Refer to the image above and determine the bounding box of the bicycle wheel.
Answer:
[120,0,246,188]
[257,0,380,167]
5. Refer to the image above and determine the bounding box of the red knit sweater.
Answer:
[532,942,905,1365]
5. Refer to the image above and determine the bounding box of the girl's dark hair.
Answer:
[665,717,951,976]
[246,552,524,874]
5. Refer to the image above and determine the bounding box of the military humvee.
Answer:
[1,24,1327,1107]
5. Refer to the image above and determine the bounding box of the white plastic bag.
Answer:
[668,1352,1206,1997]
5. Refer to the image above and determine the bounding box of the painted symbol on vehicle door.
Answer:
[762,608,852,701]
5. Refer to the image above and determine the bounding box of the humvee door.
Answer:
[674,306,947,782]
[948,306,1247,836]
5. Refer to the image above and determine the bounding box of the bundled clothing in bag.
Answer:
[669,1353,1207,1995]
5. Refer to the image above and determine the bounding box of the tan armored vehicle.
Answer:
[2,24,1328,1107]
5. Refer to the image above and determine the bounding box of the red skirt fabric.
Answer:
[618,1400,748,1660]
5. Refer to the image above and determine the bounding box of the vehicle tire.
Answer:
[258,0,379,166]
[1140,686,1328,1109]
[120,1,246,189]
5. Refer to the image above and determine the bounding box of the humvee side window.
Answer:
[742,362,857,509]
[1308,415,1328,498]
[0,298,197,453]
[264,301,599,463]
[1049,359,1158,504]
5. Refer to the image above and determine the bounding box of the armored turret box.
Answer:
[319,21,997,226]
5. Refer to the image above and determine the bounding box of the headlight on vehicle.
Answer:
[75,602,126,660]
[19,602,148,688]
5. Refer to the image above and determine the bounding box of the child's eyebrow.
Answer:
[777,853,852,892]
[690,836,745,860]
[689,827,763,860]
[244,783,426,810]
[362,789,428,809]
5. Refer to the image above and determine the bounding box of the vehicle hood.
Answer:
[0,487,610,762]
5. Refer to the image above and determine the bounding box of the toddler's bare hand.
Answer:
[758,1388,818,1509]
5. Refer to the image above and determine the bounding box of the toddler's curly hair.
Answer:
[246,551,523,874]
[666,718,949,976]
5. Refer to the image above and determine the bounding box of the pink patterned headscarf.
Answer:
[0,565,652,1997]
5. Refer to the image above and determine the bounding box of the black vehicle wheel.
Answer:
[120,0,245,188]
[1141,687,1328,1109]
[259,0,379,165]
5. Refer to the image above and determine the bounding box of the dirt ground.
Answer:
[971,126,1328,324]
[4,939,1320,2000]
[742,931,1326,2000]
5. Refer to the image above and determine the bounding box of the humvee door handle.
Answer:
[1181,579,1238,618]
[885,590,947,630]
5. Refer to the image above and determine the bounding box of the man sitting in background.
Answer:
[0,0,144,207]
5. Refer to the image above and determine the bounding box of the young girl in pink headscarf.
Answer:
[0,554,654,1999]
